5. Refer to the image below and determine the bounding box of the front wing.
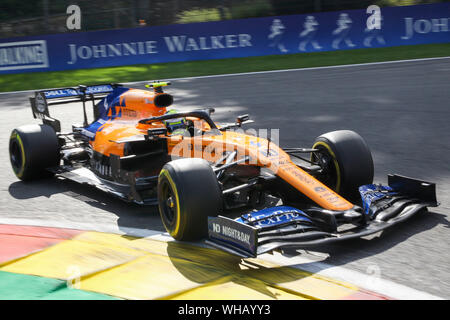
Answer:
[206,174,438,258]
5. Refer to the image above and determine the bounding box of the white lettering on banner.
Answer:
[122,43,136,55]
[67,34,252,65]
[186,38,199,51]
[198,37,210,50]
[402,17,450,39]
[108,44,122,57]
[78,46,92,59]
[226,34,237,48]
[146,41,157,54]
[211,36,225,49]
[431,18,449,32]
[164,36,184,52]
[92,45,107,58]
[67,41,158,64]
[0,40,48,71]
[164,34,252,52]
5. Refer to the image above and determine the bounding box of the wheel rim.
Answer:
[312,146,339,192]
[159,179,178,227]
[9,139,23,174]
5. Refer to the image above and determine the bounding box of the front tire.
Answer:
[157,158,223,241]
[311,130,374,200]
[9,124,60,181]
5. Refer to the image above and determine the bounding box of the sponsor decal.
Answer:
[208,217,257,254]
[43,85,113,99]
[44,89,78,98]
[85,85,114,94]
[214,224,251,245]
[0,40,49,71]
[66,4,81,30]
[238,206,311,228]
[119,108,137,118]
[282,164,316,185]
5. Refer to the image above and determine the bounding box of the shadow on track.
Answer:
[164,240,323,299]
[0,93,33,110]
[7,178,449,299]
[8,178,448,264]
[288,209,449,269]
[8,179,164,233]
[165,210,448,299]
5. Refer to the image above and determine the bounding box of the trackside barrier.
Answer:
[0,3,449,74]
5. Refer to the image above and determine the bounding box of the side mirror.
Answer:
[236,114,253,127]
[147,127,167,140]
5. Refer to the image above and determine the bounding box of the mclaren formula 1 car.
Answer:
[9,82,438,257]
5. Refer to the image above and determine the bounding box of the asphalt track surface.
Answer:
[0,58,449,298]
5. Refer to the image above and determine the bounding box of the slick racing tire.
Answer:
[311,130,374,200]
[157,158,223,241]
[9,124,60,181]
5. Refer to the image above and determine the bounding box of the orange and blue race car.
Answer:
[9,82,438,257]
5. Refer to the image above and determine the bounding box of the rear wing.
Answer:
[30,84,122,132]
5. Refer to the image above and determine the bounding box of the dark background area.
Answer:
[1,0,448,39]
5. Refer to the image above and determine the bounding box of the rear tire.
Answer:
[311,130,374,200]
[9,124,60,181]
[157,158,223,241]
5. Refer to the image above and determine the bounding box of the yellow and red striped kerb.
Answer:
[0,224,389,300]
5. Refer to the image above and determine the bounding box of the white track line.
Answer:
[0,217,163,238]
[1,56,449,96]
[128,55,450,84]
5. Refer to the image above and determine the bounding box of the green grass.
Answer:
[1,43,449,93]
[176,8,227,24]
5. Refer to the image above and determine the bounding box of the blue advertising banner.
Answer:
[0,3,449,74]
